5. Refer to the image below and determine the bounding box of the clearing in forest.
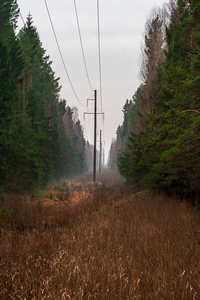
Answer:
[0,171,200,299]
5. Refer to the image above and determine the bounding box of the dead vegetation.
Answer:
[0,175,200,299]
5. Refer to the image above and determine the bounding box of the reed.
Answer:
[0,187,199,299]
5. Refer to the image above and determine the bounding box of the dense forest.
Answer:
[0,0,88,193]
[109,0,200,201]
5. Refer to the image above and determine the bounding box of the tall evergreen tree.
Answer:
[117,0,200,200]
[145,0,200,198]
[0,8,88,193]
[0,0,25,192]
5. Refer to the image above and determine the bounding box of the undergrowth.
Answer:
[0,184,200,299]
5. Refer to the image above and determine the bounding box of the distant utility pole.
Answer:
[99,129,102,175]
[84,90,104,183]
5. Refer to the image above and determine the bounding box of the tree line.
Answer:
[109,0,200,201]
[0,0,89,193]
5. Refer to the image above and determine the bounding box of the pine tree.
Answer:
[138,0,200,199]
[0,0,25,192]
[0,5,88,193]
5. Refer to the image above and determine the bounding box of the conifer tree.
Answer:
[0,0,25,192]
[117,0,200,199]
[146,0,200,198]
[0,3,88,193]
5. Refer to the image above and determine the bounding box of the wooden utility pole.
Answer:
[84,89,104,183]
[93,90,97,182]
[99,129,102,175]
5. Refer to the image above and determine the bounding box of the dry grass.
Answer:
[0,183,200,299]
[75,168,126,186]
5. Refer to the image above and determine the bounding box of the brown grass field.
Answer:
[0,170,200,299]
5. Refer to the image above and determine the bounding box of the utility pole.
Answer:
[93,90,97,182]
[84,90,104,183]
[99,129,102,175]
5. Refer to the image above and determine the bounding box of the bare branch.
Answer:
[181,109,200,114]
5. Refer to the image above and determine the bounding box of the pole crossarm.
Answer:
[83,90,104,182]
[84,112,104,115]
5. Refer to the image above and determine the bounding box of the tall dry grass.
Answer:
[0,186,200,299]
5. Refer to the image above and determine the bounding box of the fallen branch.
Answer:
[181,109,200,114]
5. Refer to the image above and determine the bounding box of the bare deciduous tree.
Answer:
[139,5,172,115]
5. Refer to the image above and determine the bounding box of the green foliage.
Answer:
[117,0,200,201]
[0,5,87,193]
[108,99,133,171]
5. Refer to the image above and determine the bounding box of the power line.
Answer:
[84,94,94,141]
[19,11,26,26]
[44,0,86,108]
[97,0,103,113]
[97,0,105,159]
[83,118,89,141]
[88,114,93,141]
[19,10,55,85]
[83,108,95,141]
[74,0,93,92]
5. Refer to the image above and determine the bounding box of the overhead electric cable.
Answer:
[19,11,26,26]
[44,0,86,107]
[97,0,105,153]
[97,0,103,113]
[83,118,89,141]
[74,0,93,92]
[19,9,59,90]
[103,118,105,155]
[88,114,93,140]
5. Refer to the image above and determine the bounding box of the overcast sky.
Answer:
[16,0,167,162]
